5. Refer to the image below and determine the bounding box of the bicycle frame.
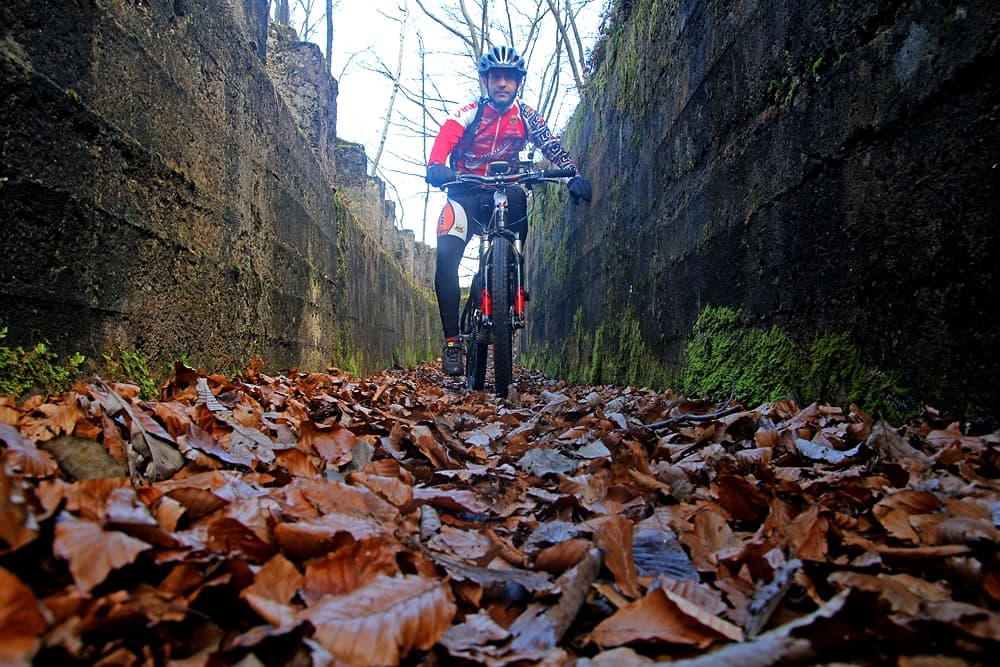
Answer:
[451,163,576,396]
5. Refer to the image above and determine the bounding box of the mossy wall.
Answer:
[0,0,437,378]
[526,0,1000,416]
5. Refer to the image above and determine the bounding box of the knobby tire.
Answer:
[490,235,514,397]
[462,275,487,391]
[467,329,487,392]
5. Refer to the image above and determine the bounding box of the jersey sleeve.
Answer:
[519,103,578,172]
[428,101,479,166]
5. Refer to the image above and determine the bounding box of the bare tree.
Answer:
[413,0,595,108]
[325,0,334,71]
[274,0,290,25]
[370,4,412,177]
[545,0,584,92]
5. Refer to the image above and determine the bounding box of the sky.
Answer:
[283,0,605,256]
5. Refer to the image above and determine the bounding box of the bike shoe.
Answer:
[442,339,464,376]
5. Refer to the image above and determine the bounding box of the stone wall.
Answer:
[0,0,437,376]
[526,0,999,415]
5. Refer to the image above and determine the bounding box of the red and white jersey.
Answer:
[428,98,577,175]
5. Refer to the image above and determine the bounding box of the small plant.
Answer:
[102,347,159,400]
[811,56,825,81]
[0,327,85,398]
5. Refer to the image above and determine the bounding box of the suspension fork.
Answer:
[513,237,526,322]
[480,189,510,324]
[478,232,492,324]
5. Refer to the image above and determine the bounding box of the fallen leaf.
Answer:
[53,513,152,592]
[298,573,456,666]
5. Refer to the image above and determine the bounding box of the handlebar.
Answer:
[446,167,577,188]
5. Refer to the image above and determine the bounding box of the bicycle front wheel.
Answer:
[490,235,514,397]
[461,273,487,391]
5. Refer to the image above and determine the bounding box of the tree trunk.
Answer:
[371,7,410,177]
[325,0,333,72]
[275,0,290,26]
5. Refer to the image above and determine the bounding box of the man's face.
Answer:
[486,69,521,106]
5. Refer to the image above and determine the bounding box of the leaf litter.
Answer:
[0,358,998,666]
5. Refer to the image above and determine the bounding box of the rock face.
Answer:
[526,0,999,415]
[0,0,436,375]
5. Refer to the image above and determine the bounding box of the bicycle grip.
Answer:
[539,168,577,179]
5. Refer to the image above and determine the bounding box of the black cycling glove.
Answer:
[426,164,457,188]
[568,176,592,203]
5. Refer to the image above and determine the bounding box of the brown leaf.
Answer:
[205,512,277,562]
[0,566,48,665]
[150,401,193,439]
[347,471,414,509]
[164,485,228,521]
[298,573,456,666]
[299,420,355,468]
[280,477,400,524]
[534,538,591,573]
[53,513,152,592]
[274,513,390,560]
[595,515,641,598]
[713,474,769,523]
[273,447,321,476]
[682,505,736,571]
[590,586,721,648]
[19,398,85,443]
[828,571,950,615]
[0,424,58,478]
[660,583,744,641]
[410,424,452,468]
[301,537,400,604]
[785,504,830,562]
[0,465,37,552]
[242,553,303,626]
[411,487,492,515]
[0,396,19,426]
[935,516,1000,546]
[244,553,304,605]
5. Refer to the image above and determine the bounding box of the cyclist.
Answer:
[426,45,592,376]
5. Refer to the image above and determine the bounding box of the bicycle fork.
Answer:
[512,237,526,329]
[479,190,527,331]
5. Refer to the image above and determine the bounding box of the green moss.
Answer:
[801,332,906,413]
[332,322,362,376]
[681,306,913,420]
[0,35,33,80]
[811,56,825,80]
[683,307,795,403]
[535,303,675,390]
[0,327,85,398]
[588,0,670,120]
[102,347,158,400]
[332,191,351,294]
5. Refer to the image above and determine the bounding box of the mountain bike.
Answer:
[451,162,576,397]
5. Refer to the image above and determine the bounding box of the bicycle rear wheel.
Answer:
[490,236,514,397]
